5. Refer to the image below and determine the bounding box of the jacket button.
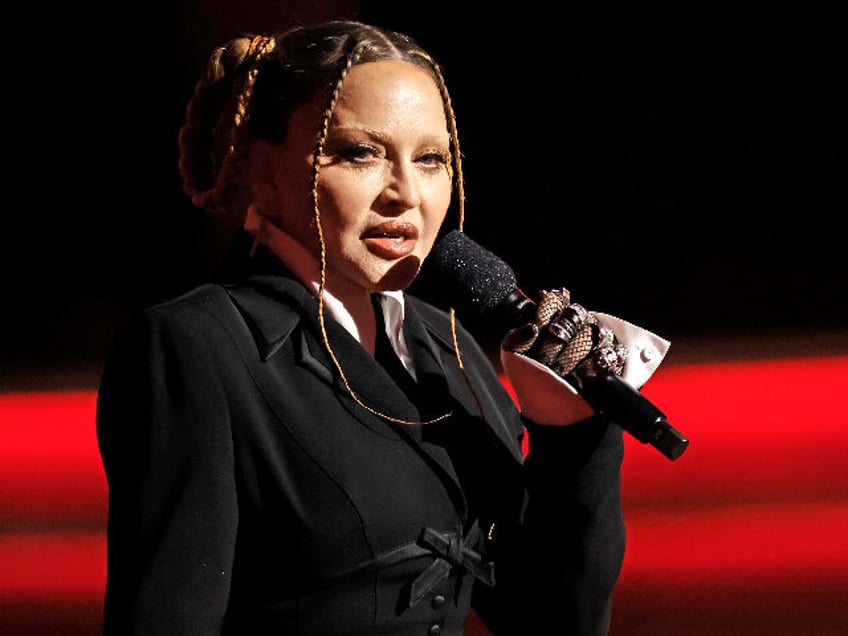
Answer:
[428,625,442,635]
[431,594,446,609]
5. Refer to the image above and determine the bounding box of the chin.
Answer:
[375,255,421,292]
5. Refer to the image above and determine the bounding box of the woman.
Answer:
[97,20,668,635]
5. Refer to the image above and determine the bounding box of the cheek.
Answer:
[320,171,382,222]
[418,178,453,255]
[311,188,364,253]
[422,176,453,224]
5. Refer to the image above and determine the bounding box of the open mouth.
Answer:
[362,222,418,259]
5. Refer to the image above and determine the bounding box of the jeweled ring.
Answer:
[596,327,616,349]
[578,342,630,377]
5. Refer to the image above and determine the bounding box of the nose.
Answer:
[380,161,421,210]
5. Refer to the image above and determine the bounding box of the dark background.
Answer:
[4,2,845,382]
[3,8,843,636]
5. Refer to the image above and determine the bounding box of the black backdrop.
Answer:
[4,2,845,375]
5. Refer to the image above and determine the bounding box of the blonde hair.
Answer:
[178,21,465,226]
[179,21,473,424]
[178,35,275,218]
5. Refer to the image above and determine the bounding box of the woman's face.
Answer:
[270,59,453,292]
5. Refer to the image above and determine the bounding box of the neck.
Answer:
[250,216,378,353]
[326,284,377,355]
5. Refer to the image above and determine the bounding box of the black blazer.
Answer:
[97,259,625,636]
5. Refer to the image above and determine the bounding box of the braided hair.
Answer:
[178,21,465,230]
[178,21,471,425]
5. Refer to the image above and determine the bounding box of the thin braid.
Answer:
[432,63,465,232]
[310,43,452,427]
[227,36,276,166]
[211,35,277,211]
[430,62,475,384]
[180,34,276,214]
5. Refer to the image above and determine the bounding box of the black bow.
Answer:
[408,526,496,608]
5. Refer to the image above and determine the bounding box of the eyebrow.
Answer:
[330,125,389,141]
[330,125,449,146]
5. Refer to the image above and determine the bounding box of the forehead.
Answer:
[332,60,447,131]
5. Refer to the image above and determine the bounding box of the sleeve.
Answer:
[518,415,625,635]
[488,314,668,632]
[96,308,239,635]
[473,409,625,636]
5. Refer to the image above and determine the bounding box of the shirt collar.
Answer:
[250,216,413,374]
[372,290,415,376]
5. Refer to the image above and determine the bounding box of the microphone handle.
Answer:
[493,289,537,327]
[568,370,689,461]
[437,278,690,461]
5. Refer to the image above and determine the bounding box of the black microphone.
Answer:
[413,229,689,461]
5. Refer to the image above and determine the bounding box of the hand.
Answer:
[502,289,629,381]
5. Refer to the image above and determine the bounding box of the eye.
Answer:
[338,143,382,164]
[417,151,450,171]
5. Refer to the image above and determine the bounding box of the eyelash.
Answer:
[337,144,449,171]
[338,144,380,163]
[419,151,450,169]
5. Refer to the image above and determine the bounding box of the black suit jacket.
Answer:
[97,260,625,635]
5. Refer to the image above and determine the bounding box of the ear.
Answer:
[246,139,281,197]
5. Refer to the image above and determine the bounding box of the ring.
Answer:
[547,303,590,344]
[577,342,630,378]
[596,327,616,349]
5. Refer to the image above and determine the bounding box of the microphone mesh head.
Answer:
[414,230,517,317]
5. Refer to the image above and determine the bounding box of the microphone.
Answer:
[413,229,689,461]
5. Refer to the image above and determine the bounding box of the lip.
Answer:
[362,221,419,259]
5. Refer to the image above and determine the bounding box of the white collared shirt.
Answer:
[250,217,416,377]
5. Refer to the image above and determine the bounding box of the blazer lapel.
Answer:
[407,298,526,466]
[226,272,423,427]
[223,267,517,523]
